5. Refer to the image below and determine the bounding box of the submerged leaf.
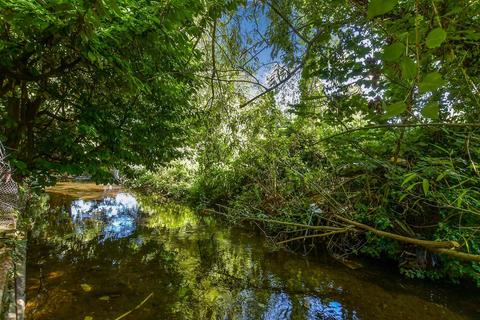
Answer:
[81,283,93,292]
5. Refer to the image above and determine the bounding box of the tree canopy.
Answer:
[0,0,231,182]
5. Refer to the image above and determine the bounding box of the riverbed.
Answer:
[25,182,479,319]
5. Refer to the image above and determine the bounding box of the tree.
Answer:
[0,0,230,181]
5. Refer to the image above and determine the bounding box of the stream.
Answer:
[25,182,479,319]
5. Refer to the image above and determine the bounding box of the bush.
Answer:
[125,161,195,200]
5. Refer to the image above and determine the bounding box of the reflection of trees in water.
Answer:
[27,192,473,320]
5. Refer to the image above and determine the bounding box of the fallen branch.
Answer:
[114,292,154,320]
[276,227,353,245]
[207,208,480,262]
[431,248,480,262]
[334,215,460,249]
[206,208,343,231]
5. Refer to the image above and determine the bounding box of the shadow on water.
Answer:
[26,183,480,320]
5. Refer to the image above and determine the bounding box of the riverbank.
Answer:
[125,160,480,287]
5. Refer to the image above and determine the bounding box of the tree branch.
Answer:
[264,0,309,43]
[239,64,302,108]
[334,215,460,249]
[313,122,480,144]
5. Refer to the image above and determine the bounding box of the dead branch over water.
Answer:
[207,208,480,263]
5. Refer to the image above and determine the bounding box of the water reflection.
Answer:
[25,183,479,320]
[304,297,352,320]
[70,193,138,240]
[263,292,292,320]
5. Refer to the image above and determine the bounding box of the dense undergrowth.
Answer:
[126,123,480,285]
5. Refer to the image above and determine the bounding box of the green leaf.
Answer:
[399,57,417,80]
[367,0,398,18]
[457,189,468,207]
[426,28,447,48]
[87,51,97,62]
[402,173,418,186]
[384,101,407,118]
[383,42,405,62]
[406,181,420,191]
[419,72,446,92]
[422,179,430,195]
[12,159,28,173]
[421,102,440,119]
[436,172,447,181]
[399,193,409,202]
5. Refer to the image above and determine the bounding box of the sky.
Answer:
[225,4,302,109]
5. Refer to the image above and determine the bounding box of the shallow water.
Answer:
[26,182,479,319]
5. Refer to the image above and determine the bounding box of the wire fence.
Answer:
[0,143,18,231]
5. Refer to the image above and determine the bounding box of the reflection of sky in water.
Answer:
[263,292,292,320]
[305,296,357,320]
[70,193,138,240]
[235,289,351,320]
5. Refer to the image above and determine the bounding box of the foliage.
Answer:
[158,0,480,285]
[4,0,479,286]
[125,162,195,199]
[0,0,231,181]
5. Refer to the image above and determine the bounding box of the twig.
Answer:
[114,292,154,320]
[239,64,302,108]
[276,227,353,245]
[264,0,309,43]
[210,19,217,107]
[466,132,479,176]
[206,208,343,231]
